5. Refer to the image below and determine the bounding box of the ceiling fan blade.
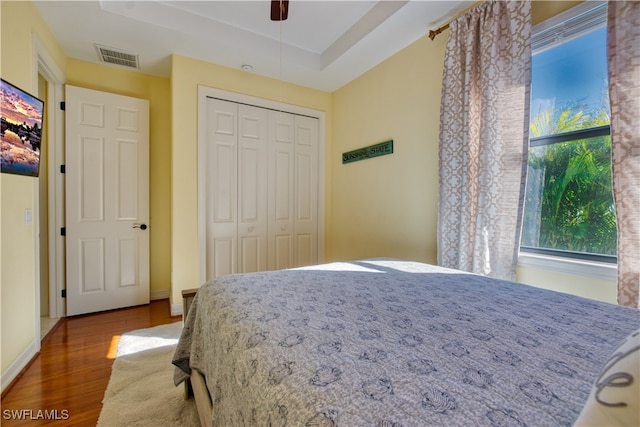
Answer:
[271,0,289,21]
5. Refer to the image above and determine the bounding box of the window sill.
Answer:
[517,252,617,281]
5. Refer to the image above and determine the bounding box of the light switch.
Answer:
[24,209,32,225]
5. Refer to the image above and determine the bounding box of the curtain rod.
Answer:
[428,23,450,40]
[429,1,479,41]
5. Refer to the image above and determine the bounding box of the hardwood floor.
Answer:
[1,300,180,426]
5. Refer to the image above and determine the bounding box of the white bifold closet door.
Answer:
[205,97,318,280]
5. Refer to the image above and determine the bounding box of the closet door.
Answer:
[237,105,268,273]
[294,115,319,266]
[268,111,295,270]
[203,93,319,279]
[206,98,238,279]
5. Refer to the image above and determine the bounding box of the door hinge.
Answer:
[61,289,66,298]
[60,164,65,174]
[60,227,66,236]
[60,101,66,111]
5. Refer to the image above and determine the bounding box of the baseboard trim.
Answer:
[150,289,170,301]
[170,302,183,317]
[1,339,39,395]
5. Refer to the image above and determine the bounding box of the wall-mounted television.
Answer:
[1,78,44,177]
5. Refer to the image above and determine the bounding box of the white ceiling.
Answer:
[34,1,470,92]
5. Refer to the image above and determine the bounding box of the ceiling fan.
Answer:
[270,0,289,21]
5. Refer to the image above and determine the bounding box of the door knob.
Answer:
[133,223,148,230]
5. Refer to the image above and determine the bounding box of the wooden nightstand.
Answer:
[181,288,198,399]
[181,288,198,321]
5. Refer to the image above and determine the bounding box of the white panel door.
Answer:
[294,115,319,267]
[237,104,268,273]
[203,94,319,278]
[206,98,238,280]
[268,111,295,270]
[65,85,149,316]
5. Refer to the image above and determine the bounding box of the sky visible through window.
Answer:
[530,26,609,129]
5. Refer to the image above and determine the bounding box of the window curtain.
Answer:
[437,1,531,281]
[608,1,640,308]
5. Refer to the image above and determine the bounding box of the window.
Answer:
[521,2,616,263]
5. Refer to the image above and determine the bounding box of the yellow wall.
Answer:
[1,0,66,374]
[1,176,36,372]
[517,265,617,304]
[330,31,446,264]
[532,0,583,25]
[65,60,172,296]
[169,55,332,306]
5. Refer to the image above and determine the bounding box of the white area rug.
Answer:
[97,322,199,427]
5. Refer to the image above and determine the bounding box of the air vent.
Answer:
[95,44,139,69]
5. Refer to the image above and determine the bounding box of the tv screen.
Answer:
[1,78,44,177]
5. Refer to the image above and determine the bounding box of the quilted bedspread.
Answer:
[172,259,639,426]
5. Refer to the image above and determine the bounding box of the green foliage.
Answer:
[523,105,617,255]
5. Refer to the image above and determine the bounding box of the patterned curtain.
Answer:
[608,1,640,308]
[437,1,531,281]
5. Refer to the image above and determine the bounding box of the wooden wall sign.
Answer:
[342,140,393,164]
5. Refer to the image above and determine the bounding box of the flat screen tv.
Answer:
[1,78,44,177]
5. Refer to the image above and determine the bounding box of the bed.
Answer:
[172,259,640,426]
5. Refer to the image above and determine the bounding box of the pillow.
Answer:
[574,329,639,426]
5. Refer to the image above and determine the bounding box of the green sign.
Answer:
[342,140,393,164]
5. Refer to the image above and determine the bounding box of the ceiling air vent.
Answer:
[95,44,139,69]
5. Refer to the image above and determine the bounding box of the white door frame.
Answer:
[33,35,66,325]
[197,85,326,285]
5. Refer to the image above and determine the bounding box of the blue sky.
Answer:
[530,26,609,121]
